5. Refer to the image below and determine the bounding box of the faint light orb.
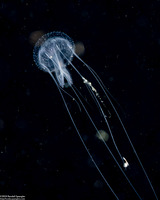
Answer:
[94,180,104,189]
[74,41,85,56]
[29,30,45,45]
[96,130,109,142]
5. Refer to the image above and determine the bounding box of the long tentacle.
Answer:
[71,85,142,200]
[73,52,158,200]
[47,69,119,200]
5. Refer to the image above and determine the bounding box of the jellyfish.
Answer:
[33,31,158,200]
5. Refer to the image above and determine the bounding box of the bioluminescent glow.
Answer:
[33,31,158,200]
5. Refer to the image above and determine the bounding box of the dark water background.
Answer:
[0,0,160,199]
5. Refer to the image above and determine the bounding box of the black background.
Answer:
[0,0,160,199]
